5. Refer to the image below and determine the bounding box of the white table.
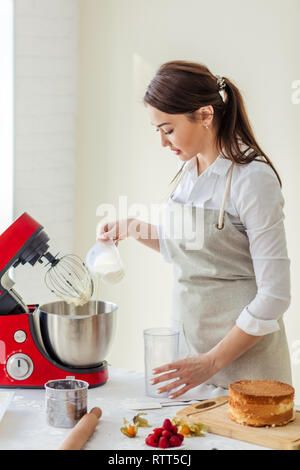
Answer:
[0,366,270,450]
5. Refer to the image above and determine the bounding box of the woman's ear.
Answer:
[196,105,214,127]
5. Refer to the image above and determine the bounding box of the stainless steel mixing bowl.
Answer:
[33,300,118,368]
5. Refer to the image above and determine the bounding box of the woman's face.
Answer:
[146,104,213,162]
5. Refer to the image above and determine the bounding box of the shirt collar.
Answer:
[212,155,233,176]
[185,153,233,177]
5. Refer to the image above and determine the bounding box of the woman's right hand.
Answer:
[97,218,135,246]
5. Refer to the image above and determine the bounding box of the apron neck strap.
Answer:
[217,162,234,230]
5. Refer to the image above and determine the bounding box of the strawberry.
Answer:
[163,418,173,431]
[158,436,170,449]
[169,435,182,447]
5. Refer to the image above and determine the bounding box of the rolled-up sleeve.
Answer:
[232,165,291,336]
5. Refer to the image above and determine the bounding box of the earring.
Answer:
[205,124,209,129]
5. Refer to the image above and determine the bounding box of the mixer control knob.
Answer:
[14,330,27,343]
[6,353,34,380]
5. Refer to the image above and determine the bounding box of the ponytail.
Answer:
[144,60,282,188]
[217,77,282,187]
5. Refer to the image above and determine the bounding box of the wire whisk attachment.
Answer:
[44,253,94,306]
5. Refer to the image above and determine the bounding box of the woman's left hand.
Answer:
[151,353,217,399]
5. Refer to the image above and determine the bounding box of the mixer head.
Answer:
[44,254,94,306]
[0,213,54,314]
[0,213,94,314]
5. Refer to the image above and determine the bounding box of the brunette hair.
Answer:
[143,60,282,187]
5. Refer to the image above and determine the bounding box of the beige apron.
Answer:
[163,162,292,388]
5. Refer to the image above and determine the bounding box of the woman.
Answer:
[98,60,292,399]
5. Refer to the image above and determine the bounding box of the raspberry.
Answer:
[161,430,172,439]
[169,435,182,447]
[171,424,178,434]
[145,434,158,447]
[177,433,184,442]
[153,427,163,438]
[158,436,170,449]
[163,418,173,431]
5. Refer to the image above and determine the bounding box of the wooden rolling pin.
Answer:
[59,407,102,450]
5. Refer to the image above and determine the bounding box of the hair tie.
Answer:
[215,75,227,103]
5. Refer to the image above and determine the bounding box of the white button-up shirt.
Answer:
[157,154,291,337]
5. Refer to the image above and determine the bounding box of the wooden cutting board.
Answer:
[175,396,300,450]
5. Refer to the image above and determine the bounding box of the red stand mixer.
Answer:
[0,213,114,388]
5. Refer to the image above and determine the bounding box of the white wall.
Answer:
[0,0,14,233]
[13,0,78,304]
[76,0,300,401]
